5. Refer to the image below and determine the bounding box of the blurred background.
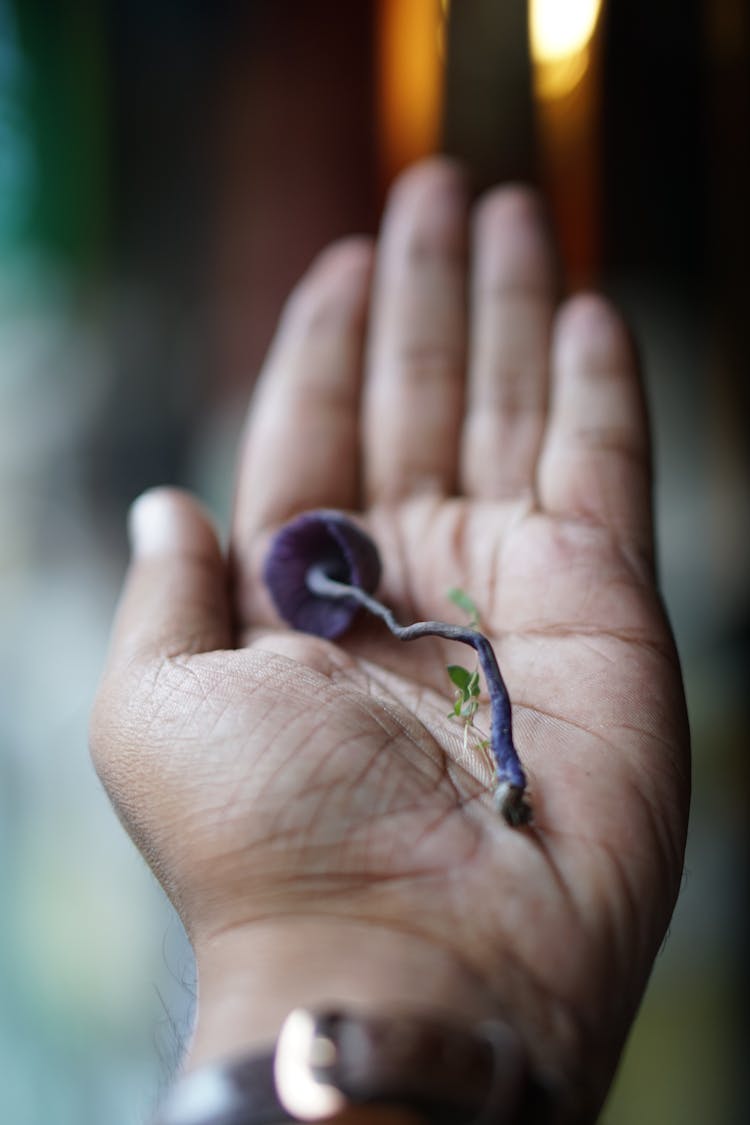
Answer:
[1,1,748,1121]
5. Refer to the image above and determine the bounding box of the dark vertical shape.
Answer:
[442,0,536,191]
[87,1,237,508]
[14,0,107,266]
[703,0,750,572]
[211,0,378,390]
[601,0,708,282]
[703,5,750,1123]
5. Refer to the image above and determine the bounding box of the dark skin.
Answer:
[91,160,690,1122]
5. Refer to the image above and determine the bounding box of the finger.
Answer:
[106,488,232,669]
[537,295,654,567]
[461,188,557,498]
[363,158,469,501]
[232,237,374,545]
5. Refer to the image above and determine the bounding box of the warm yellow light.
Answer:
[530,0,602,62]
[529,0,604,99]
[377,0,445,186]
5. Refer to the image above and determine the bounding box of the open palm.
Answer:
[92,161,689,1122]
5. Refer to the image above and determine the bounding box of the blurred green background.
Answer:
[1,1,747,1121]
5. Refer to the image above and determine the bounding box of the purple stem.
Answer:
[306,565,532,827]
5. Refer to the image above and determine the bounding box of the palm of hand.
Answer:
[93,163,689,1117]
[138,494,684,1073]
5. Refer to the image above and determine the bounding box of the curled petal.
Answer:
[263,510,381,638]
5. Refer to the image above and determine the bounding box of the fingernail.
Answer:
[128,489,186,557]
[556,294,632,363]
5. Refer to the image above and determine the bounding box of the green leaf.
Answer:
[447,664,473,691]
[467,670,480,697]
[446,587,480,624]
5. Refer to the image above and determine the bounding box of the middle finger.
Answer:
[461,188,557,500]
[363,159,469,502]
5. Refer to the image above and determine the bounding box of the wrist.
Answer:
[187,916,501,1070]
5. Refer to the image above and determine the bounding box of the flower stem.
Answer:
[306,566,532,827]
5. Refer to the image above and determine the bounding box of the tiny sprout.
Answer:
[447,662,479,715]
[447,664,480,696]
[446,599,487,749]
[447,587,480,627]
[264,511,532,828]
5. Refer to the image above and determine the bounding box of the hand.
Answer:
[91,159,690,1121]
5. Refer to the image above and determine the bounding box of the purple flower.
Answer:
[263,510,381,639]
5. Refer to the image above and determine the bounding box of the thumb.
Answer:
[108,487,232,668]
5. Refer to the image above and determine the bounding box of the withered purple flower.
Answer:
[263,510,531,827]
[263,509,381,639]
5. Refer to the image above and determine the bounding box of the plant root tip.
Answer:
[494,782,533,828]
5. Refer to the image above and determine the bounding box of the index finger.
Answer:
[230,240,373,628]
